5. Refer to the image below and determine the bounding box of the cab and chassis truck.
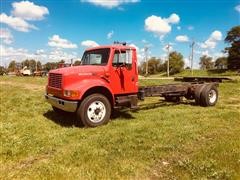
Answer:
[45,44,219,127]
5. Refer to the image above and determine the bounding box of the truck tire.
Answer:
[200,85,218,107]
[194,84,207,105]
[77,93,111,127]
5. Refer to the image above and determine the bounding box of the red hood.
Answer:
[49,65,105,76]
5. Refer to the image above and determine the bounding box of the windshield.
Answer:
[81,48,110,65]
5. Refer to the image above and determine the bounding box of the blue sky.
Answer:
[1,0,240,68]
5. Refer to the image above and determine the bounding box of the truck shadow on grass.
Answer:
[43,109,136,127]
[43,100,194,127]
[43,110,83,128]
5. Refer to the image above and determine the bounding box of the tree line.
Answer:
[0,59,81,75]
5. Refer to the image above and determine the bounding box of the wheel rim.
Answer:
[87,101,106,123]
[208,89,217,104]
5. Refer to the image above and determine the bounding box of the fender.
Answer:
[65,77,114,102]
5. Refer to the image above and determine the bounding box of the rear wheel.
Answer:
[194,84,207,105]
[200,85,218,107]
[77,94,111,127]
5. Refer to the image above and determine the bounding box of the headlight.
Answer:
[64,90,79,97]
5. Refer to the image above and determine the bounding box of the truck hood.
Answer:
[49,65,105,76]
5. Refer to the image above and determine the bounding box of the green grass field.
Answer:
[0,76,240,179]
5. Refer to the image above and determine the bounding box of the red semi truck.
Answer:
[45,43,218,127]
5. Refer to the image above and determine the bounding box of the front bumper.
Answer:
[45,94,78,112]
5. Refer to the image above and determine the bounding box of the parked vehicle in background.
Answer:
[20,66,31,76]
[33,70,47,77]
[45,43,219,127]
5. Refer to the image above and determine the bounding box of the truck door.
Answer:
[110,49,138,94]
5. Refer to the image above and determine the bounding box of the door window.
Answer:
[113,49,132,68]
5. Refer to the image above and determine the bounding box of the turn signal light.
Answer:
[64,90,79,97]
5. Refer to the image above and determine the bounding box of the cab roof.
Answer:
[86,44,136,51]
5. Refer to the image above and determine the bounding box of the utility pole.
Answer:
[166,43,171,77]
[34,53,38,73]
[35,61,38,72]
[144,46,149,76]
[190,41,195,76]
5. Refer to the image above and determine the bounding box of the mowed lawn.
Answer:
[0,76,240,179]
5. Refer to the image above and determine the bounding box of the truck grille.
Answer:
[49,73,62,89]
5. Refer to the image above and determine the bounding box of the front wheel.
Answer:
[77,94,111,127]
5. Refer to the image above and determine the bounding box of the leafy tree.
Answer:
[199,55,214,70]
[8,60,16,72]
[20,59,42,71]
[164,51,184,75]
[74,60,81,66]
[43,62,58,71]
[22,59,30,68]
[215,57,227,69]
[0,66,7,75]
[36,61,42,71]
[225,26,240,69]
[58,60,65,64]
[29,59,36,71]
[139,57,162,75]
[147,57,162,74]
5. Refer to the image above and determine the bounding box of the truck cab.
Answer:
[45,44,139,127]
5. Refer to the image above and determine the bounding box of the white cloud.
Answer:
[187,26,194,30]
[200,30,222,49]
[198,50,227,61]
[0,45,30,59]
[48,35,77,49]
[0,13,37,32]
[81,40,99,48]
[201,50,210,56]
[235,4,240,13]
[166,13,180,24]
[0,45,79,65]
[211,31,222,41]
[212,52,227,59]
[35,49,45,55]
[184,57,190,67]
[11,1,49,21]
[81,0,140,8]
[144,13,180,39]
[128,43,145,63]
[129,43,139,51]
[107,30,114,39]
[176,35,189,42]
[0,28,13,44]
[49,49,77,61]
